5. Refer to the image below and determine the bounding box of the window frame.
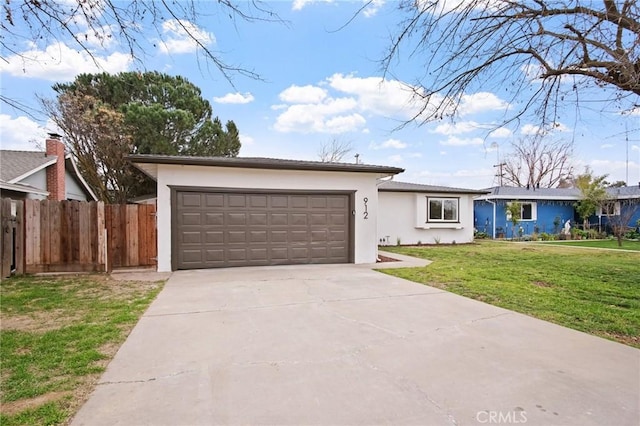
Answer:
[426,197,460,223]
[506,201,537,221]
[599,202,620,216]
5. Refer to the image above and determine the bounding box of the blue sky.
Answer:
[1,0,638,189]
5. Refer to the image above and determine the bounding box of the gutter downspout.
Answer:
[487,199,496,239]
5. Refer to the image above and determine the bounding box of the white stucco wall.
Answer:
[155,164,384,271]
[378,191,476,246]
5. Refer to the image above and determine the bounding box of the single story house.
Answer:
[0,134,97,201]
[378,181,488,245]
[129,154,403,272]
[474,185,640,238]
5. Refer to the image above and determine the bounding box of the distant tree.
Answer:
[42,72,241,202]
[505,201,522,239]
[608,200,640,247]
[606,180,629,188]
[502,136,574,188]
[51,72,241,157]
[574,167,609,229]
[318,138,353,163]
[381,1,639,128]
[43,93,144,203]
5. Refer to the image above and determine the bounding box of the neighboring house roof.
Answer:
[0,180,49,196]
[476,185,640,201]
[378,180,489,195]
[0,149,97,201]
[127,154,405,178]
[0,150,57,183]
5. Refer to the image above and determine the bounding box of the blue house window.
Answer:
[507,202,537,221]
[427,197,459,222]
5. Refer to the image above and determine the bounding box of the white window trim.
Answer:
[506,201,537,221]
[427,197,460,223]
[597,202,620,216]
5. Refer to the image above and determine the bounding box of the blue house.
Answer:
[474,185,640,238]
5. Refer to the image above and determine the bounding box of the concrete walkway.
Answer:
[73,260,639,425]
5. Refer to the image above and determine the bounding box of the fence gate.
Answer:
[0,199,157,277]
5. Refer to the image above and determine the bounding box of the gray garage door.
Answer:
[174,191,351,269]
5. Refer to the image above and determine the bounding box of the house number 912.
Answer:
[363,197,369,219]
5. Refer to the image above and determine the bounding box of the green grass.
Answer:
[0,275,164,426]
[541,239,640,251]
[381,241,640,348]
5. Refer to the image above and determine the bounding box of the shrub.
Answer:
[474,231,490,239]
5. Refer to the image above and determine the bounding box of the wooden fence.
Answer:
[0,199,156,278]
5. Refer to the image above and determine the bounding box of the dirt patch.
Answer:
[1,309,85,332]
[602,332,640,348]
[1,391,71,415]
[532,280,553,288]
[377,255,400,263]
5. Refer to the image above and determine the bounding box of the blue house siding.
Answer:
[474,199,574,238]
[594,201,640,231]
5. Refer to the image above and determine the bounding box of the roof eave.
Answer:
[126,155,405,175]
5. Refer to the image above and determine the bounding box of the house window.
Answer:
[427,197,459,222]
[506,202,537,221]
[599,202,619,216]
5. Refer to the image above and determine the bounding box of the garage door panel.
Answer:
[249,195,267,208]
[270,213,288,225]
[310,197,327,208]
[291,247,309,259]
[205,194,224,207]
[175,191,350,269]
[181,193,202,207]
[250,230,267,243]
[271,230,288,243]
[227,213,247,225]
[228,231,247,243]
[291,214,307,225]
[271,247,288,260]
[181,231,201,244]
[206,231,223,244]
[249,213,267,225]
[206,213,223,225]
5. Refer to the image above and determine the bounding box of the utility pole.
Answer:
[493,162,506,186]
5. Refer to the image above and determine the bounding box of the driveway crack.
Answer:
[98,369,196,386]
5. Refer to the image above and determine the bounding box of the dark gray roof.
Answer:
[478,185,640,200]
[127,154,404,174]
[378,180,488,195]
[0,150,57,182]
[606,185,640,199]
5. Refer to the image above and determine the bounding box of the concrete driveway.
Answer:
[72,256,639,426]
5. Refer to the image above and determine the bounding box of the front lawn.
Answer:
[541,239,640,251]
[0,275,164,426]
[381,242,640,348]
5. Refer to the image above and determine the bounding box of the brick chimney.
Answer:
[45,133,66,201]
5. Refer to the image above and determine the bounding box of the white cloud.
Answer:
[0,42,132,82]
[600,143,615,149]
[292,0,333,11]
[158,19,214,54]
[273,97,364,134]
[432,121,485,135]
[363,0,385,17]
[439,136,484,146]
[279,85,327,103]
[407,152,423,158]
[520,124,541,135]
[370,138,408,150]
[326,73,425,119]
[213,92,255,104]
[489,127,512,138]
[389,154,403,163]
[324,114,367,133]
[632,145,639,152]
[0,115,61,150]
[239,134,254,146]
[457,92,509,116]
